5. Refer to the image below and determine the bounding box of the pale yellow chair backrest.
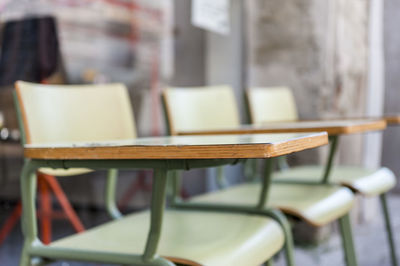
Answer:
[15,81,136,145]
[247,87,298,124]
[162,85,240,135]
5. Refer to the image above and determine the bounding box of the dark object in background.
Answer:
[0,16,60,86]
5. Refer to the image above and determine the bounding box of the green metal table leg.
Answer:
[321,136,339,184]
[216,166,227,188]
[380,193,398,266]
[169,170,182,205]
[142,168,171,264]
[257,158,275,209]
[20,160,41,266]
[105,169,122,219]
[244,159,260,181]
[338,214,358,266]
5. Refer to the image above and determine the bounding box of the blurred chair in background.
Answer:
[247,87,398,266]
[0,16,83,245]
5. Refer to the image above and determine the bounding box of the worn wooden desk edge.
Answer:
[178,120,387,136]
[384,116,400,125]
[23,134,328,160]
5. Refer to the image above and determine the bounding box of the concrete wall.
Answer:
[382,0,400,192]
[245,0,371,166]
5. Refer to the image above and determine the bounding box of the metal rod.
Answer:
[380,194,398,266]
[29,246,173,266]
[20,160,42,266]
[143,169,168,262]
[168,170,182,205]
[105,169,122,219]
[321,136,339,184]
[257,158,275,209]
[338,214,358,266]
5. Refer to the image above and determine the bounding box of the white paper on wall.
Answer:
[191,0,230,35]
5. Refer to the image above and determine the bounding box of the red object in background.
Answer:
[0,172,84,245]
[0,15,85,245]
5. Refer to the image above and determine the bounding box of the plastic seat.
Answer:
[192,183,354,227]
[274,166,396,197]
[51,210,284,266]
[15,81,285,266]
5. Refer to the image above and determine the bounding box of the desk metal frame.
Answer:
[20,158,291,266]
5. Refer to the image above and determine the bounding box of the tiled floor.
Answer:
[0,195,399,266]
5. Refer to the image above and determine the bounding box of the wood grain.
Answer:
[177,119,386,136]
[24,133,328,160]
[384,115,400,125]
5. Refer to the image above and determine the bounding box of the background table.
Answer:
[176,118,386,136]
[174,118,386,184]
[384,115,400,125]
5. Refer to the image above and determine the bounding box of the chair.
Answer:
[247,86,398,266]
[15,81,285,266]
[0,16,80,245]
[162,85,357,266]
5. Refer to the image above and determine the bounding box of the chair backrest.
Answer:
[247,87,298,124]
[162,85,240,135]
[15,81,136,145]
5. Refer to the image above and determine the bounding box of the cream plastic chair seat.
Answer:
[273,166,396,197]
[50,210,284,266]
[191,183,354,227]
[38,168,92,177]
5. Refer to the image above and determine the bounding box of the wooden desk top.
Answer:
[177,119,386,136]
[384,115,400,125]
[24,133,328,160]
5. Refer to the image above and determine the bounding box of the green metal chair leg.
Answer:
[19,248,31,266]
[338,214,358,266]
[142,169,175,266]
[105,169,122,219]
[267,209,295,266]
[380,193,398,266]
[20,160,41,266]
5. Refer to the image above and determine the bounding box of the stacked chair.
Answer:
[14,81,286,266]
[162,85,359,266]
[247,87,398,266]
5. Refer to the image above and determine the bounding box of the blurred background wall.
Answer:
[383,0,400,192]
